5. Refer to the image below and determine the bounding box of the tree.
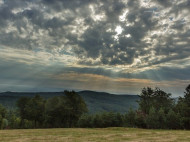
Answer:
[0,104,6,118]
[92,113,104,128]
[0,104,7,129]
[153,88,174,112]
[115,112,124,127]
[25,95,45,127]
[45,96,68,128]
[184,84,190,107]
[16,95,45,128]
[1,118,8,129]
[166,109,181,129]
[7,110,20,129]
[138,87,174,114]
[124,108,136,127]
[78,114,93,128]
[138,87,154,114]
[135,111,146,128]
[175,84,190,129]
[145,107,159,129]
[157,108,166,129]
[16,96,30,127]
[64,91,88,127]
[45,91,88,128]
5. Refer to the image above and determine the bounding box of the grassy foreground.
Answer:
[0,127,190,142]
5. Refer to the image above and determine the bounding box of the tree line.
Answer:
[78,85,190,129]
[0,85,190,129]
[0,91,87,129]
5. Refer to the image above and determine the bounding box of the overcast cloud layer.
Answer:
[0,0,190,96]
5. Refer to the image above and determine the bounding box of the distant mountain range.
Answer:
[0,91,139,113]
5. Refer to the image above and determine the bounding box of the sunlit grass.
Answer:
[0,127,190,142]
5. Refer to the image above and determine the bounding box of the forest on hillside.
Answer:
[0,91,139,113]
[0,84,190,130]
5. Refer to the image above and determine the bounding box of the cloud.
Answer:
[0,0,189,67]
[0,0,189,96]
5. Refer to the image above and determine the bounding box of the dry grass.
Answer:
[0,127,190,142]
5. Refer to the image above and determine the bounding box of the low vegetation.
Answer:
[0,127,190,142]
[0,85,190,130]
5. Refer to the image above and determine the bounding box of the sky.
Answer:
[0,0,190,96]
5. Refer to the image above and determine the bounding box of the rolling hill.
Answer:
[0,91,139,113]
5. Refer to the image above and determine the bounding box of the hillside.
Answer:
[79,91,139,113]
[0,91,139,113]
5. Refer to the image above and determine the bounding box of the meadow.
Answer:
[0,127,190,142]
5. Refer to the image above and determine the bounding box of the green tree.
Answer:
[45,91,87,128]
[92,113,104,128]
[1,118,8,129]
[16,95,45,128]
[153,88,174,112]
[135,111,146,128]
[78,114,93,128]
[145,107,159,129]
[124,108,136,127]
[166,109,181,129]
[6,110,18,129]
[0,104,7,129]
[78,112,124,128]
[16,96,30,127]
[45,96,68,128]
[184,84,190,106]
[0,104,6,117]
[157,108,166,129]
[115,112,124,127]
[138,87,174,114]
[175,84,190,129]
[25,95,45,127]
[138,87,154,114]
[64,91,88,127]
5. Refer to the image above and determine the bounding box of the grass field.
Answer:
[0,127,190,142]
